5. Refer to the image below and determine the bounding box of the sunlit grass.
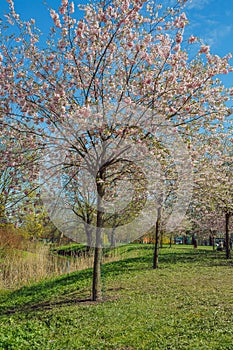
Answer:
[1,245,233,350]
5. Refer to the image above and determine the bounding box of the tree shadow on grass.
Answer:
[0,268,93,315]
[0,247,230,316]
[0,255,150,315]
[158,248,233,267]
[159,248,211,264]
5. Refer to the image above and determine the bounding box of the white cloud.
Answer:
[204,25,233,48]
[186,0,212,10]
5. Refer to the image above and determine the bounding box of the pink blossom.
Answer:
[170,107,177,113]
[173,44,180,52]
[59,6,67,15]
[145,78,152,84]
[221,68,228,74]
[76,29,83,38]
[50,10,61,28]
[175,33,183,44]
[174,13,188,29]
[122,0,129,11]
[199,45,210,54]
[70,2,75,14]
[78,21,85,30]
[188,35,197,44]
[180,13,187,21]
[124,97,131,104]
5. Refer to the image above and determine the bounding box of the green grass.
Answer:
[50,242,141,257]
[1,245,233,350]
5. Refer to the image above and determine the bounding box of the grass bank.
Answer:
[1,245,233,349]
[0,241,129,290]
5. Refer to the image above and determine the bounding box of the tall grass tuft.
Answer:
[0,227,95,289]
[0,226,147,290]
[0,242,96,290]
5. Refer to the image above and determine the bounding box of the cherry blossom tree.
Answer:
[191,134,233,258]
[0,0,232,300]
[0,134,40,226]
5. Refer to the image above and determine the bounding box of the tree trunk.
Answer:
[110,226,116,248]
[160,230,163,248]
[92,244,102,301]
[84,223,93,253]
[209,230,215,250]
[110,211,117,248]
[58,231,64,245]
[153,207,161,269]
[225,212,231,259]
[212,235,215,250]
[169,236,172,248]
[92,179,104,301]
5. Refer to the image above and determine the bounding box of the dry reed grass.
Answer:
[0,242,96,290]
[0,227,144,290]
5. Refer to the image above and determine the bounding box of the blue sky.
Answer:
[186,0,233,57]
[185,0,233,88]
[0,0,232,87]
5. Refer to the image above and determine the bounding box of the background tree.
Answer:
[192,134,233,258]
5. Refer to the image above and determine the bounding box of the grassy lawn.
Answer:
[1,245,233,349]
